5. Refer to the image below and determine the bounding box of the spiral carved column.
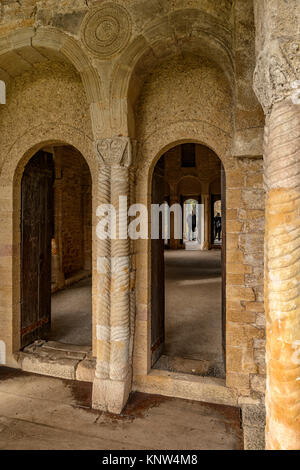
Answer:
[93,137,134,414]
[95,161,111,380]
[264,100,300,449]
[110,164,130,382]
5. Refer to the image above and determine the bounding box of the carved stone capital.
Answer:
[96,137,134,168]
[254,39,300,113]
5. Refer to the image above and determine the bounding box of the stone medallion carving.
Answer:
[81,3,131,59]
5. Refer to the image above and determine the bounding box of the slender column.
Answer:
[202,194,211,250]
[94,152,111,381]
[93,137,134,414]
[264,99,300,449]
[110,163,130,382]
[169,193,180,249]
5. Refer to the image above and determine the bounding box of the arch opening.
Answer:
[20,144,92,351]
[150,142,226,378]
[0,28,101,105]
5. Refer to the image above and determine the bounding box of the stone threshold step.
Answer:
[19,340,95,383]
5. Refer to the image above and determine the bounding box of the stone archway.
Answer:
[0,125,97,370]
[149,141,226,378]
[0,27,102,106]
[132,127,231,391]
[20,146,93,352]
[109,9,235,136]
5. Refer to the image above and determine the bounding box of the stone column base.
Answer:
[241,404,266,450]
[92,373,132,414]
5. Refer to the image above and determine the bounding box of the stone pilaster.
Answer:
[93,137,135,414]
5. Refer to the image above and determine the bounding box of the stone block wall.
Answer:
[226,157,265,402]
[61,149,84,276]
[53,146,92,284]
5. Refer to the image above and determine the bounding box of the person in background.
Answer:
[214,212,222,241]
[192,210,197,240]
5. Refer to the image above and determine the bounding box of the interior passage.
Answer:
[50,278,92,346]
[163,250,223,373]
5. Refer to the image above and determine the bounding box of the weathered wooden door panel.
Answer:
[21,151,54,348]
[151,164,165,366]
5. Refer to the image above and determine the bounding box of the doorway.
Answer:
[151,143,226,377]
[20,146,92,350]
[182,197,203,248]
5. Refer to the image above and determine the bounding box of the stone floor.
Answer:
[164,250,223,372]
[0,367,243,450]
[50,277,92,346]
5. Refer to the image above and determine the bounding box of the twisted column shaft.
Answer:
[93,137,134,413]
[264,100,300,450]
[110,165,130,381]
[95,163,111,379]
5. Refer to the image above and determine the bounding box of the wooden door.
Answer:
[151,163,165,366]
[221,164,226,365]
[21,151,54,348]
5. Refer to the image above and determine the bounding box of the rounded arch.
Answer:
[134,134,228,377]
[134,123,230,315]
[177,176,202,196]
[0,27,102,105]
[135,120,231,192]
[0,124,97,356]
[110,9,234,134]
[1,122,96,187]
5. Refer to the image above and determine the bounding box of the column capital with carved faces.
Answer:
[96,137,137,168]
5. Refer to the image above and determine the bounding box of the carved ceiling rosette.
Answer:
[81,3,132,59]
